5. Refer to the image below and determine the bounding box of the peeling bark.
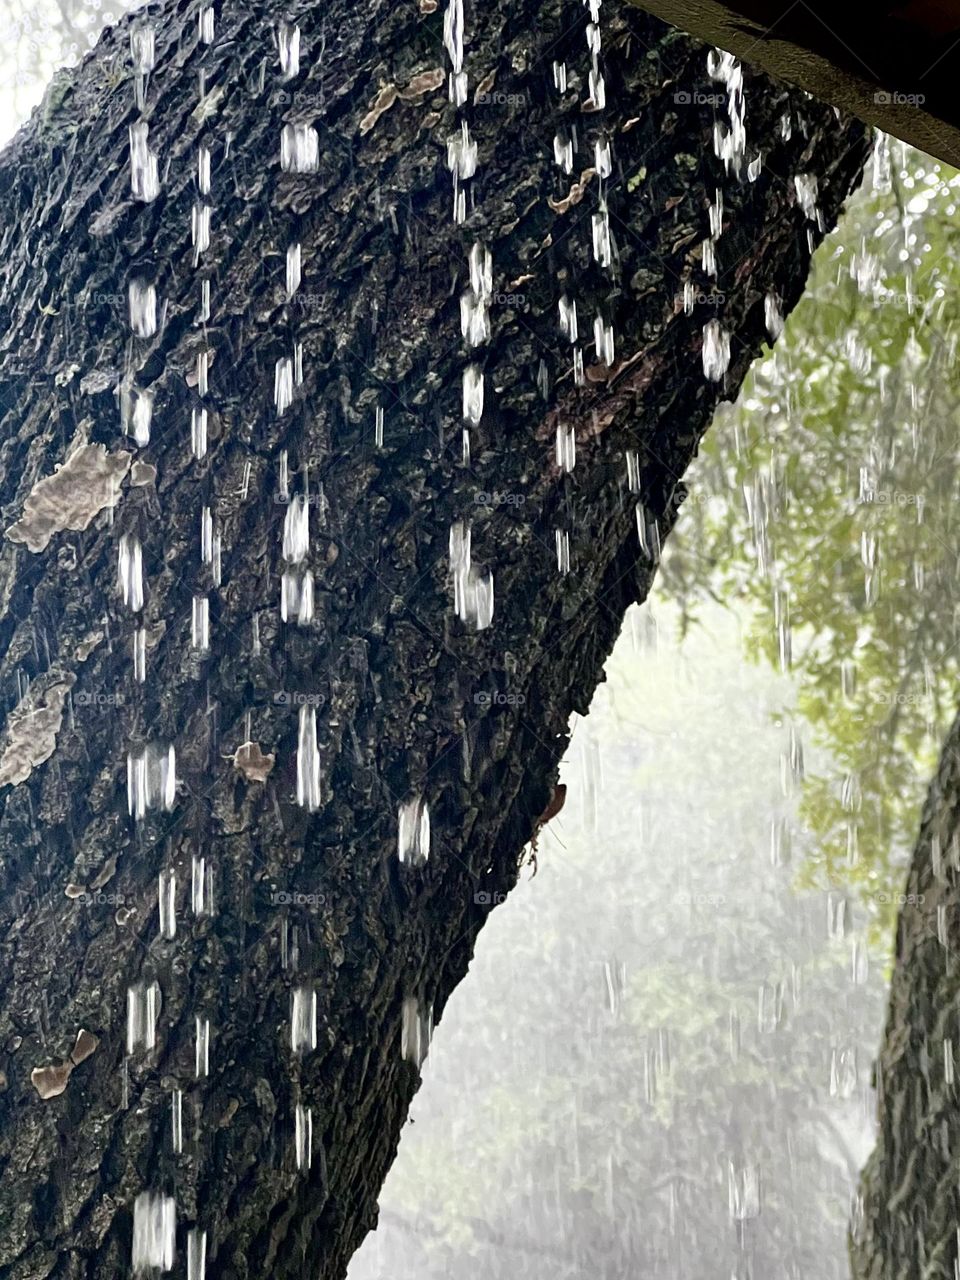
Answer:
[0,1,868,1277]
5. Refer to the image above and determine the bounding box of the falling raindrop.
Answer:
[280,123,319,173]
[129,280,157,338]
[282,495,309,563]
[198,6,214,43]
[702,319,731,382]
[132,1192,175,1272]
[278,21,300,79]
[191,596,210,652]
[401,995,432,1068]
[118,535,144,611]
[296,706,321,810]
[129,122,159,202]
[556,529,571,575]
[187,1230,207,1280]
[274,357,294,415]
[295,1103,313,1171]
[286,243,301,298]
[170,1089,183,1154]
[195,1017,210,1078]
[126,981,160,1054]
[462,364,484,426]
[158,868,176,940]
[398,796,430,866]
[127,743,177,818]
[556,421,576,473]
[291,986,317,1054]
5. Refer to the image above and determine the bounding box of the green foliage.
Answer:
[661,139,960,942]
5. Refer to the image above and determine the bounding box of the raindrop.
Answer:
[291,986,317,1054]
[132,1192,175,1272]
[274,357,294,415]
[398,796,430,866]
[556,529,570,575]
[282,495,310,564]
[187,1230,207,1280]
[127,743,177,818]
[295,1103,313,1170]
[462,364,484,426]
[764,291,784,340]
[191,596,210,652]
[280,123,319,174]
[559,295,578,343]
[129,280,158,338]
[130,26,155,74]
[278,21,300,79]
[126,981,160,1054]
[195,1017,210,1078]
[129,122,159,202]
[171,1089,183,1153]
[702,319,731,381]
[286,243,301,298]
[296,706,321,810]
[401,995,432,1068]
[191,407,208,460]
[118,535,144,612]
[191,855,213,916]
[556,421,576,473]
[158,868,176,940]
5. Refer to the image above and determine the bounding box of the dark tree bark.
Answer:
[0,2,868,1277]
[852,711,960,1280]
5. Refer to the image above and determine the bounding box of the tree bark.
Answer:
[0,2,867,1277]
[627,0,960,171]
[852,708,960,1280]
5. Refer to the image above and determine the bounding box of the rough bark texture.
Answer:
[0,2,868,1277]
[853,711,960,1280]
[629,0,960,169]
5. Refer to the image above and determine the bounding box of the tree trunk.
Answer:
[0,2,867,1277]
[852,707,960,1280]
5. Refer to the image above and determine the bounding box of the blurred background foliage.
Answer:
[662,137,960,942]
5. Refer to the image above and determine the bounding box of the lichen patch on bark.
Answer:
[5,444,131,552]
[0,672,76,787]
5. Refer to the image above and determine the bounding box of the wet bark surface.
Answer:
[0,1,868,1276]
[853,712,960,1280]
